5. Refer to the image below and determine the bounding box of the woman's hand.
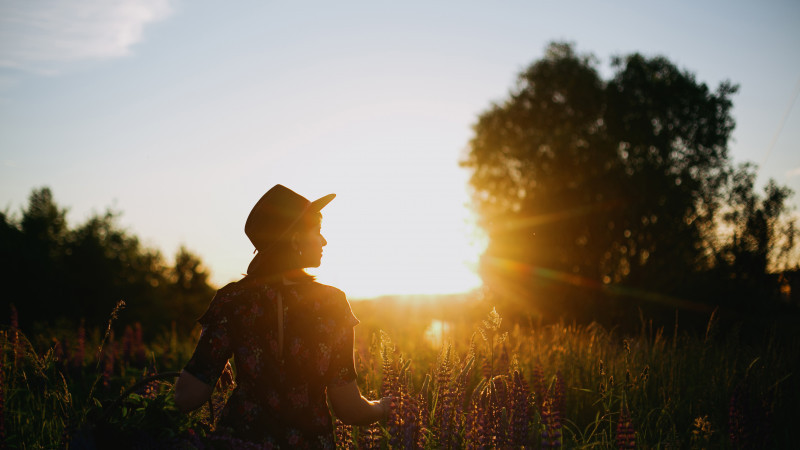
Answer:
[328,380,392,426]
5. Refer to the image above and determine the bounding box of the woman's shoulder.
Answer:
[213,280,261,304]
[298,281,346,302]
[310,281,345,295]
[299,282,359,326]
[198,280,277,324]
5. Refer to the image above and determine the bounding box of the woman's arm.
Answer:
[327,379,391,426]
[174,370,213,413]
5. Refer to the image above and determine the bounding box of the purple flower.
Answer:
[616,405,635,449]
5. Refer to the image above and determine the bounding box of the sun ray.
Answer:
[487,200,623,234]
[482,255,714,313]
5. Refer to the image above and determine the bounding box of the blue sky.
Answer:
[1,0,798,298]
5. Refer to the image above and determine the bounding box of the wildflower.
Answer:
[433,345,455,448]
[334,419,354,449]
[452,355,475,444]
[417,374,431,449]
[356,422,382,449]
[481,356,492,380]
[122,325,134,365]
[9,304,20,365]
[397,369,421,449]
[464,397,480,447]
[380,332,403,448]
[553,371,566,421]
[9,304,18,333]
[133,322,146,367]
[497,344,510,374]
[52,337,64,364]
[691,414,713,447]
[509,370,531,446]
[58,337,71,373]
[73,321,86,369]
[531,363,546,410]
[540,397,562,448]
[139,367,158,399]
[491,376,510,448]
[616,405,635,449]
[102,346,115,388]
[476,386,495,449]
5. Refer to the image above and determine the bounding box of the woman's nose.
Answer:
[321,235,327,246]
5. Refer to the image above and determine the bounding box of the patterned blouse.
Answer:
[183,278,360,448]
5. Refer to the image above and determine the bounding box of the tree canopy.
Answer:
[463,43,797,323]
[0,187,215,335]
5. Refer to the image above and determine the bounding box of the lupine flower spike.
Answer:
[616,404,636,449]
[540,396,562,449]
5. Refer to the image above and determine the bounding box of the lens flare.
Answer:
[482,255,714,313]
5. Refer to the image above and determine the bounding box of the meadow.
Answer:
[2,294,797,449]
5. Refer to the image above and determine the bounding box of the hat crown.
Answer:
[245,185,311,251]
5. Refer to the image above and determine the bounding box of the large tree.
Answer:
[463,43,793,320]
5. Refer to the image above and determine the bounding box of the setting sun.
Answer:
[302,157,488,299]
[311,197,487,299]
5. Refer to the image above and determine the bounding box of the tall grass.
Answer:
[2,299,797,448]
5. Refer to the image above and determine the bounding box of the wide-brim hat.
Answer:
[245,184,335,274]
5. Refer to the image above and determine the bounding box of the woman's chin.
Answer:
[305,258,322,268]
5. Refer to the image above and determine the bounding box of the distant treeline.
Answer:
[0,187,215,336]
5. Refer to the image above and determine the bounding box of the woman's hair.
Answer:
[245,210,322,280]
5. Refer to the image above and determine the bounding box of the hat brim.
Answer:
[311,193,336,211]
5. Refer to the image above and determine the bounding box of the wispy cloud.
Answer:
[787,166,800,178]
[0,0,173,73]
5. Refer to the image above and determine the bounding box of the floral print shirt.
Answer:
[184,279,359,449]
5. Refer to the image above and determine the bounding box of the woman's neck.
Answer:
[242,268,310,285]
[282,269,313,283]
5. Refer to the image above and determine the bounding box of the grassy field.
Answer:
[2,295,798,448]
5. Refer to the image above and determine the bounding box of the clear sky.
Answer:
[1,0,798,299]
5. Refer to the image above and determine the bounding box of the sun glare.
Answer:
[306,178,487,299]
[309,201,486,299]
[424,319,453,348]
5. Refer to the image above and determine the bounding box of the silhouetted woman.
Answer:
[175,185,390,448]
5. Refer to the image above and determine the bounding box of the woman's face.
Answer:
[294,223,327,268]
